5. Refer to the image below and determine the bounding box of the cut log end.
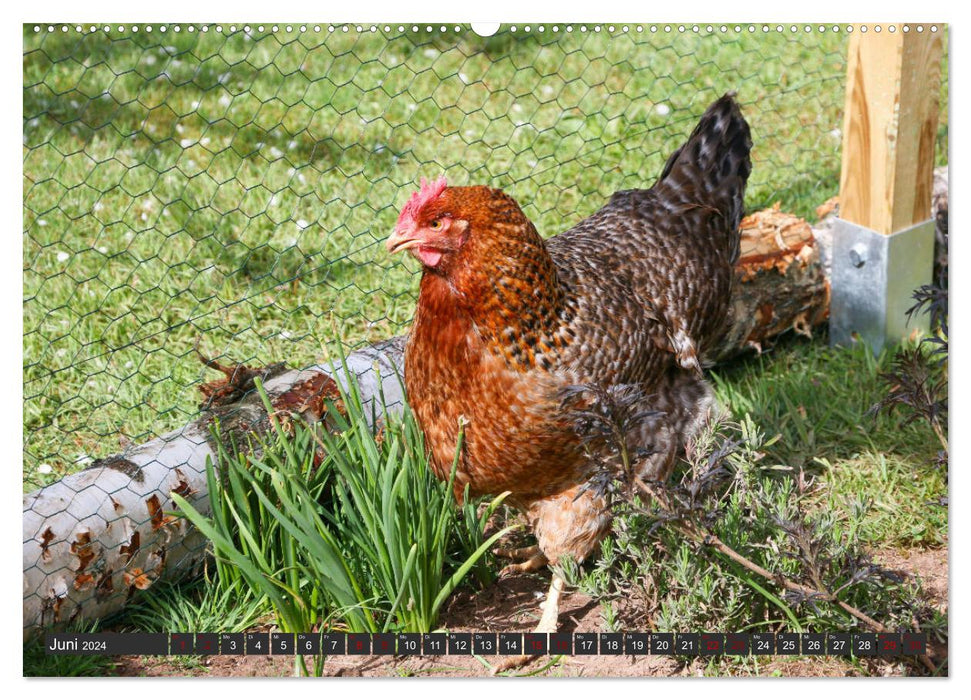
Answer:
[712,203,830,362]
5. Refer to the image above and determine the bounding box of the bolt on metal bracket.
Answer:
[830,217,935,354]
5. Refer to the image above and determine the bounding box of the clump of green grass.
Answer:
[173,366,511,676]
[121,578,269,635]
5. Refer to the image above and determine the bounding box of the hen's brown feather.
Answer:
[400,94,752,563]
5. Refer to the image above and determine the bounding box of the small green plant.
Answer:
[174,365,512,676]
[558,384,936,670]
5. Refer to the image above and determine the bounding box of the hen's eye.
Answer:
[429,220,443,230]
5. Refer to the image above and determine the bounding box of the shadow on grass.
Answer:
[711,331,940,470]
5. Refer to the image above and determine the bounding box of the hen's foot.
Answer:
[494,544,541,560]
[499,552,548,577]
[490,575,564,675]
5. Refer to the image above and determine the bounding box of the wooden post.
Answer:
[839,26,943,235]
[830,25,944,352]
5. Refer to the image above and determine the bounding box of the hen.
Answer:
[386,94,752,641]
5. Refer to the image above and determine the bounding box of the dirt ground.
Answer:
[110,544,948,678]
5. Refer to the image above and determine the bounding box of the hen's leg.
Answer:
[491,574,564,675]
[535,574,565,632]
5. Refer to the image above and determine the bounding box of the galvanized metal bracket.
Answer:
[830,218,935,354]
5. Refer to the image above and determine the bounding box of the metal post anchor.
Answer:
[830,218,936,354]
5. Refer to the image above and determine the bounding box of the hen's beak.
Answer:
[386,226,422,254]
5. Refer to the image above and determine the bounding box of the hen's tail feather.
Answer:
[657,92,753,262]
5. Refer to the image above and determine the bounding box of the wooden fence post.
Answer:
[830,25,944,352]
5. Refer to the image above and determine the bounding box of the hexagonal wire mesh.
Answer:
[23,23,948,632]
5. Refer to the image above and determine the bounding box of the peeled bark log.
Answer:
[22,206,829,638]
[713,203,831,360]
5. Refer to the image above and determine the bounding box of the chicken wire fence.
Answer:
[22,23,948,632]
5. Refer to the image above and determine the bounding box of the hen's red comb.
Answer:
[396,176,447,231]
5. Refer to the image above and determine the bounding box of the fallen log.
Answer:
[23,207,830,637]
[713,202,831,359]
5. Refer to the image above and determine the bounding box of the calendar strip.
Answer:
[45,632,927,657]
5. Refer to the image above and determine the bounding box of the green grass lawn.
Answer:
[22,25,947,486]
[712,335,947,548]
